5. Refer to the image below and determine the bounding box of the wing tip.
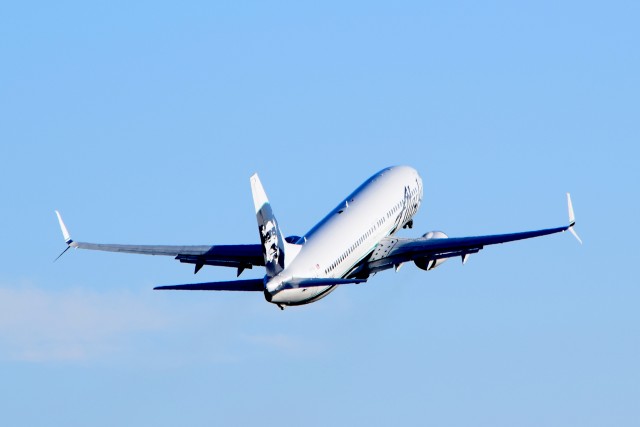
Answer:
[565,193,582,244]
[566,193,575,225]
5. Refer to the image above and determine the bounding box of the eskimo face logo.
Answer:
[261,219,280,265]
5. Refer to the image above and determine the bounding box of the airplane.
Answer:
[55,166,581,310]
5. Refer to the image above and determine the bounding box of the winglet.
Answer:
[566,194,582,244]
[567,193,575,226]
[53,210,75,262]
[55,210,73,244]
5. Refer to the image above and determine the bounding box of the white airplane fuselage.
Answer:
[265,166,423,306]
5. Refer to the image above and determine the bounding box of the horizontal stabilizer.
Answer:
[154,279,264,291]
[280,278,366,290]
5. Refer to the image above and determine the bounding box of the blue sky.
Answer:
[1,1,638,426]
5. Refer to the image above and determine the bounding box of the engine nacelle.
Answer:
[414,231,449,271]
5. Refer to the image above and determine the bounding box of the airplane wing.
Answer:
[54,211,264,275]
[356,194,581,276]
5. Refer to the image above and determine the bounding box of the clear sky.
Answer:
[1,1,638,426]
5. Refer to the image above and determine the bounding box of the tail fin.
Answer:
[251,174,287,278]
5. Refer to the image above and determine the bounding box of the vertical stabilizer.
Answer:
[251,174,286,278]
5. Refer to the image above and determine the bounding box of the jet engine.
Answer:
[414,231,448,271]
